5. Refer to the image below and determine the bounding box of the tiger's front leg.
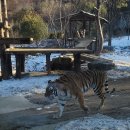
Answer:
[53,100,66,118]
[78,93,88,112]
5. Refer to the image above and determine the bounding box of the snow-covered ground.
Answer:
[0,36,130,97]
[0,36,130,130]
[56,114,130,130]
[0,53,60,97]
[101,36,130,79]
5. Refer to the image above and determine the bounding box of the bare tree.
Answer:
[94,0,104,55]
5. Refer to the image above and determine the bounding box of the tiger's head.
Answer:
[45,80,57,100]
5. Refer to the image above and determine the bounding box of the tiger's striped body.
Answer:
[45,70,112,118]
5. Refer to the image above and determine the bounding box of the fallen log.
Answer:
[88,61,115,71]
[51,57,73,70]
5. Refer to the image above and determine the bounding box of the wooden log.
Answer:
[88,61,115,71]
[81,54,113,63]
[51,57,73,70]
[73,53,81,71]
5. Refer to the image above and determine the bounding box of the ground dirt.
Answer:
[0,77,130,130]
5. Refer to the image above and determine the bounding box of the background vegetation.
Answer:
[7,0,130,41]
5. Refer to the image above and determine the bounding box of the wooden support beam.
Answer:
[46,53,51,74]
[15,54,22,78]
[0,46,10,79]
[21,54,25,72]
[73,53,81,71]
[0,22,4,29]
[0,38,33,45]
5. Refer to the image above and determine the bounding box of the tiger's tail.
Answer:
[104,80,115,94]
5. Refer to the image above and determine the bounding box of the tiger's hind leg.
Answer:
[98,94,105,110]
[93,85,105,110]
[78,93,88,112]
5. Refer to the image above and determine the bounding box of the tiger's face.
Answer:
[45,80,56,100]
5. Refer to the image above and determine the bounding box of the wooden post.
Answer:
[0,0,4,37]
[0,0,7,79]
[2,0,10,37]
[46,53,51,74]
[69,21,72,38]
[73,53,81,71]
[88,21,91,37]
[1,0,12,78]
[15,54,21,78]
[21,54,25,72]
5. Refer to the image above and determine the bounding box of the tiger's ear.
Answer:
[48,80,52,83]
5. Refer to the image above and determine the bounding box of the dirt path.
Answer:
[0,77,130,130]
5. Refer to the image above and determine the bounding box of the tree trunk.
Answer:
[59,0,63,32]
[95,0,104,55]
[107,2,112,46]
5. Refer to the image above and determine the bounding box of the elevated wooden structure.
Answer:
[0,38,33,79]
[58,10,108,50]
[5,48,93,78]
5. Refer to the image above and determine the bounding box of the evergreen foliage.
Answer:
[13,9,48,40]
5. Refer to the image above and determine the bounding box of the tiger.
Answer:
[44,70,115,118]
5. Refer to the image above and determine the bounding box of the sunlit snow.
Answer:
[56,114,130,130]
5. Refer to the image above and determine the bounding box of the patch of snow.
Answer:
[56,114,130,130]
[9,53,60,72]
[101,36,130,79]
[104,36,130,47]
[0,75,59,97]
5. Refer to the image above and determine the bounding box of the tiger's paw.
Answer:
[83,106,89,112]
[97,105,104,111]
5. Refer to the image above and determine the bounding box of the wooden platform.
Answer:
[5,48,93,79]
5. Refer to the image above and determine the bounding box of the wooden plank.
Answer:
[0,38,33,45]
[5,48,93,54]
